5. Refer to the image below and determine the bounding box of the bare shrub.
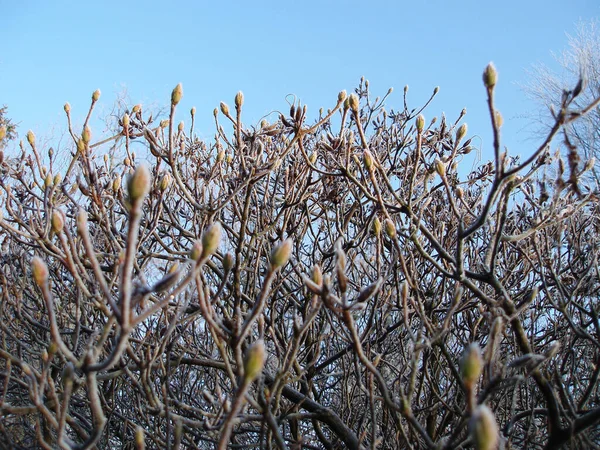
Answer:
[0,66,599,449]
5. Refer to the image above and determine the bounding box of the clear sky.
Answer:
[1,0,598,164]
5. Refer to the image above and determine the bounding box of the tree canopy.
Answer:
[0,65,599,449]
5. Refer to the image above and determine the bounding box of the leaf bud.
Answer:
[456,123,468,142]
[51,210,64,233]
[82,126,92,144]
[483,63,498,89]
[201,223,222,259]
[363,150,374,170]
[312,264,323,285]
[32,256,49,287]
[178,121,184,132]
[373,217,382,236]
[494,111,503,127]
[159,173,171,191]
[243,339,266,382]
[220,102,230,116]
[27,130,36,148]
[191,106,196,116]
[53,174,61,186]
[112,175,121,192]
[132,104,141,113]
[189,240,203,261]
[416,114,425,133]
[434,158,446,177]
[64,102,71,113]
[270,238,293,270]
[461,343,483,387]
[0,126,6,140]
[469,405,499,450]
[235,91,244,109]
[338,90,347,103]
[92,89,101,102]
[122,113,130,128]
[223,252,234,272]
[44,174,52,188]
[348,94,360,112]
[127,164,152,203]
[171,83,183,105]
[384,218,396,239]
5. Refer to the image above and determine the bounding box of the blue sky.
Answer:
[1,1,598,163]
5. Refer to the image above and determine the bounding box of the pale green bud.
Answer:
[127,165,152,203]
[171,83,183,105]
[32,256,49,287]
[456,123,468,142]
[483,63,497,89]
[470,405,499,450]
[244,339,266,382]
[270,238,293,270]
[92,89,101,102]
[235,91,244,109]
[27,130,36,147]
[461,343,483,387]
[416,114,425,133]
[384,219,396,239]
[201,223,222,259]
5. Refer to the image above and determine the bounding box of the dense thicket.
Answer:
[0,65,599,449]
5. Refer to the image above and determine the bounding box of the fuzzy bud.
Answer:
[44,174,52,188]
[122,113,130,129]
[363,150,374,170]
[373,217,382,236]
[171,83,183,106]
[201,223,222,259]
[494,111,503,128]
[127,165,152,203]
[456,123,468,142]
[92,89,101,102]
[461,343,483,387]
[483,63,498,89]
[469,405,499,450]
[51,210,64,233]
[159,173,171,191]
[348,94,360,112]
[112,175,121,192]
[309,151,317,164]
[312,264,323,286]
[64,103,71,113]
[132,104,141,113]
[190,240,203,262]
[53,174,61,186]
[270,238,293,270]
[135,426,146,450]
[191,106,196,116]
[434,158,446,177]
[338,90,347,103]
[178,121,184,132]
[82,126,92,144]
[235,91,244,109]
[0,126,6,141]
[32,256,49,287]
[220,102,230,116]
[384,219,396,239]
[223,252,234,272]
[243,339,266,382]
[26,130,36,148]
[416,114,425,133]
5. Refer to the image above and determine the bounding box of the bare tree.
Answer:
[524,18,600,185]
[0,67,599,450]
